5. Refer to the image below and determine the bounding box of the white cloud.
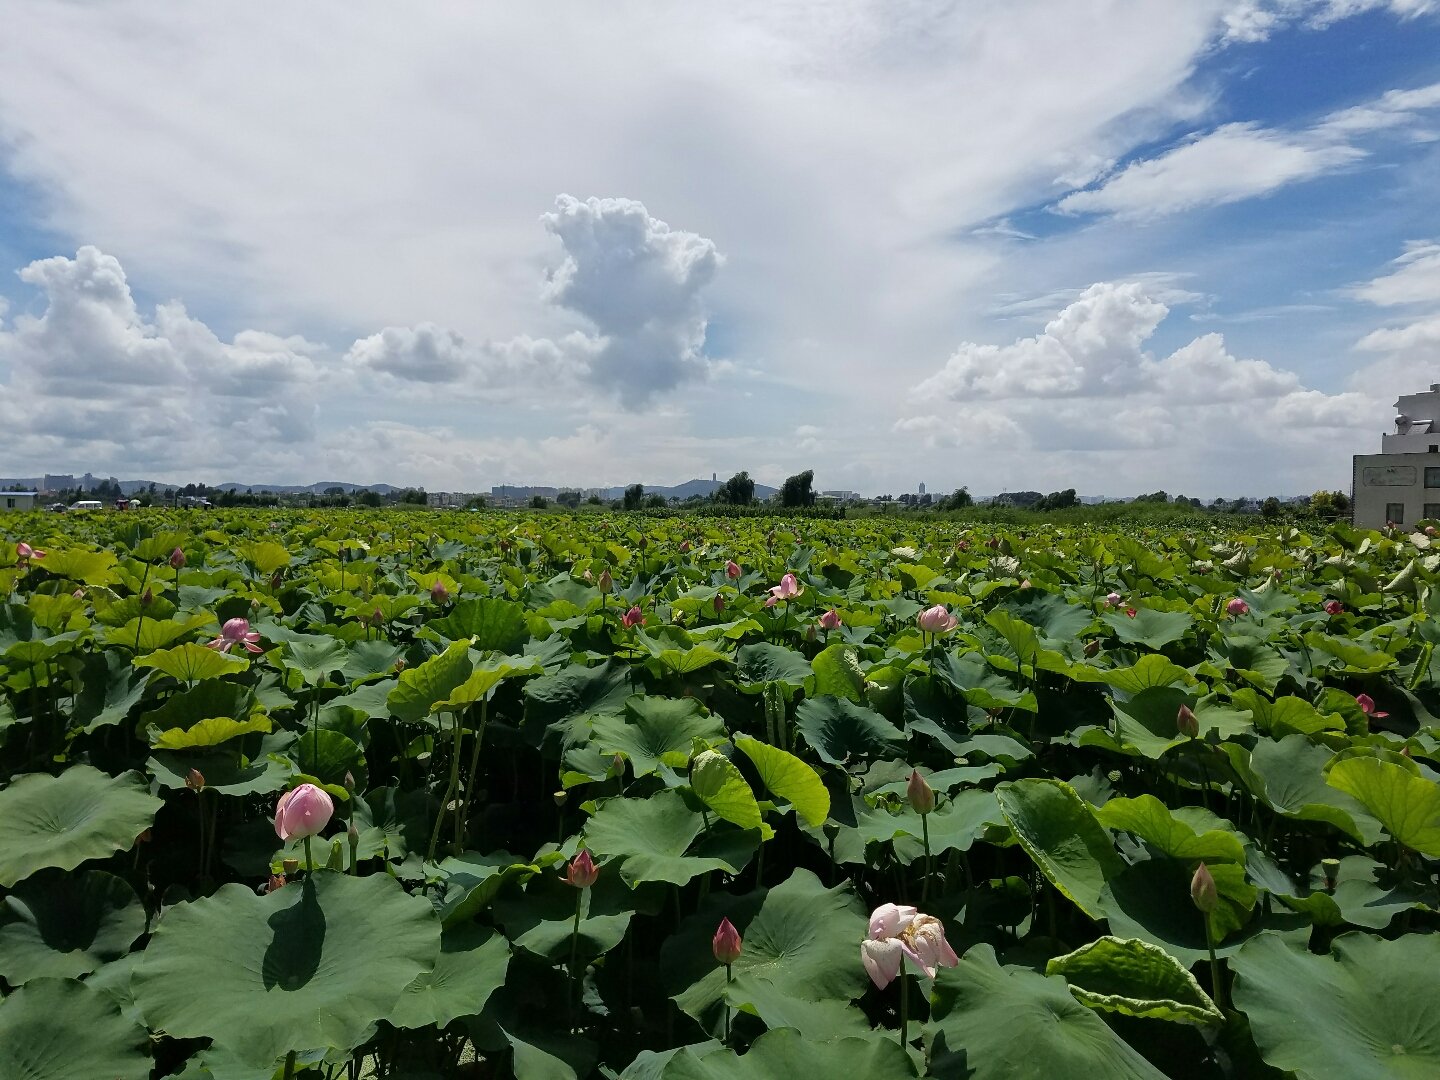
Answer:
[1352,241,1440,306]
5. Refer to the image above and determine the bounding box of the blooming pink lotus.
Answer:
[1105,592,1122,607]
[726,560,742,579]
[769,573,804,602]
[712,917,742,965]
[1324,600,1344,616]
[274,783,334,842]
[819,609,842,631]
[764,595,779,609]
[917,605,958,634]
[622,605,645,629]
[861,903,959,988]
[207,617,263,653]
[1226,597,1249,617]
[565,849,599,888]
[1355,693,1388,719]
[14,542,44,565]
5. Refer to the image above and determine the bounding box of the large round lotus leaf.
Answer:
[666,869,867,1036]
[1232,931,1440,1079]
[734,736,830,827]
[997,778,1123,920]
[0,976,151,1080]
[584,788,748,887]
[134,641,250,682]
[793,695,905,766]
[0,767,162,887]
[493,867,638,962]
[589,695,726,778]
[927,945,1165,1079]
[133,870,440,1066]
[148,748,291,796]
[658,1027,915,1080]
[388,922,510,1030]
[0,869,146,984]
[1044,936,1222,1026]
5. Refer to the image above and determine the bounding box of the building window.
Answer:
[1386,502,1405,524]
[1427,467,1440,488]
[3,499,12,509]
[1426,504,1440,522]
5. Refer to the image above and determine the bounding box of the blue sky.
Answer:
[0,1,1436,497]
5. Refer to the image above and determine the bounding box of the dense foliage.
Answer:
[0,509,1436,1079]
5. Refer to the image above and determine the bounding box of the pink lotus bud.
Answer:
[1083,639,1100,658]
[819,609,842,631]
[917,605,958,634]
[679,540,691,553]
[72,588,85,600]
[804,623,818,642]
[956,540,970,552]
[726,560,742,579]
[371,607,384,625]
[906,769,935,815]
[622,605,645,628]
[430,580,449,604]
[270,570,283,591]
[274,783,334,842]
[565,849,599,888]
[1176,704,1199,739]
[185,768,205,791]
[169,547,186,569]
[16,541,45,563]
[611,753,626,775]
[1105,592,1122,607]
[598,569,613,592]
[1226,597,1249,617]
[141,587,154,607]
[713,593,726,614]
[712,917,742,965]
[1323,600,1343,616]
[1125,607,1137,618]
[1190,862,1218,913]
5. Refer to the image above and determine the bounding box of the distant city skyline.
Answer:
[1,3,1437,496]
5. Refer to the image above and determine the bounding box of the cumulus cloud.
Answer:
[344,195,720,405]
[1349,240,1440,404]
[1352,241,1440,306]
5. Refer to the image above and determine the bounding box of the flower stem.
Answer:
[900,971,910,1047]
[920,814,933,905]
[1204,913,1225,1013]
[282,1050,297,1080]
[723,963,733,1046]
[426,710,464,866]
[569,886,584,1028]
[456,700,489,852]
[303,835,314,876]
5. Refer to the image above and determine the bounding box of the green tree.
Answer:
[780,469,815,508]
[556,490,581,509]
[530,494,549,509]
[716,471,755,505]
[936,487,972,511]
[1261,496,1282,518]
[356,489,383,508]
[644,493,668,509]
[623,484,645,510]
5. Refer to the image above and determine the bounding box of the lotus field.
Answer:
[2,509,1439,1080]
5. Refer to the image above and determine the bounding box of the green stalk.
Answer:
[723,963,733,1046]
[456,699,490,847]
[426,710,464,866]
[282,1050,298,1080]
[1204,914,1226,1013]
[303,835,314,876]
[920,813,933,905]
[569,886,584,1027]
[900,971,910,1048]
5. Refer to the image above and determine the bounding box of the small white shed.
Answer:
[0,492,38,512]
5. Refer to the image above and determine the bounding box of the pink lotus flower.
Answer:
[917,605,958,634]
[565,849,599,888]
[819,609,842,631]
[169,547,186,569]
[274,783,334,842]
[713,593,726,614]
[430,580,449,604]
[1226,597,1249,617]
[764,595,779,609]
[860,903,959,989]
[207,617,263,653]
[1190,862,1218,913]
[769,573,804,602]
[1125,607,1137,618]
[712,917,742,965]
[1105,592,1122,607]
[1355,693,1388,719]
[622,605,645,628]
[1323,600,1344,616]
[726,560,742,579]
[14,542,44,565]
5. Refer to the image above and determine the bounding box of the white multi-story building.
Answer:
[1353,383,1440,529]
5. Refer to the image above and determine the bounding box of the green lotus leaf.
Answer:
[809,643,865,701]
[1242,733,1381,844]
[132,871,439,1066]
[1096,794,1246,865]
[275,633,350,684]
[524,660,637,749]
[427,596,530,652]
[734,642,813,689]
[37,548,121,586]
[434,653,544,712]
[150,712,272,750]
[388,922,509,1030]
[735,736,830,826]
[589,696,726,778]
[1326,755,1440,856]
[793,696,905,766]
[73,649,151,733]
[997,778,1123,920]
[0,977,151,1080]
[0,767,162,888]
[1232,932,1440,1079]
[387,639,474,722]
[659,1028,915,1080]
[436,849,545,927]
[103,612,214,653]
[584,789,748,887]
[690,749,763,832]
[1095,654,1194,694]
[932,651,1038,712]
[236,540,292,575]
[927,944,1166,1079]
[134,642,250,682]
[493,866,639,962]
[1101,608,1193,649]
[0,870,146,985]
[1045,936,1222,1025]
[148,748,292,796]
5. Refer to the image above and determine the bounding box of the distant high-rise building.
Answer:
[918,482,926,495]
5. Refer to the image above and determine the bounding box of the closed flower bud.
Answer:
[1083,639,1100,658]
[566,849,599,888]
[1176,704,1199,739]
[819,609,842,631]
[598,569,613,592]
[343,771,355,792]
[274,783,334,842]
[725,560,742,579]
[712,917,742,965]
[1190,862,1218,913]
[1323,599,1343,616]
[713,592,726,614]
[185,768,205,791]
[169,547,186,569]
[906,769,935,815]
[430,580,449,604]
[622,605,645,628]
[140,587,154,607]
[1226,597,1249,617]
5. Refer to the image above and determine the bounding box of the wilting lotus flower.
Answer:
[565,849,599,888]
[712,917,742,965]
[430,580,449,604]
[917,605,958,634]
[1427,525,1438,537]
[1355,693,1388,719]
[906,770,934,815]
[769,573,804,602]
[726,560,742,579]
[819,609,842,631]
[1105,592,1122,607]
[169,547,186,569]
[267,874,287,894]
[861,903,959,988]
[207,617,263,653]
[1324,599,1344,616]
[1190,862,1218,913]
[14,542,44,565]
[274,783,334,842]
[622,605,645,628]
[1225,597,1249,617]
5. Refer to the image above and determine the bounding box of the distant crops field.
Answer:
[0,509,1436,1079]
